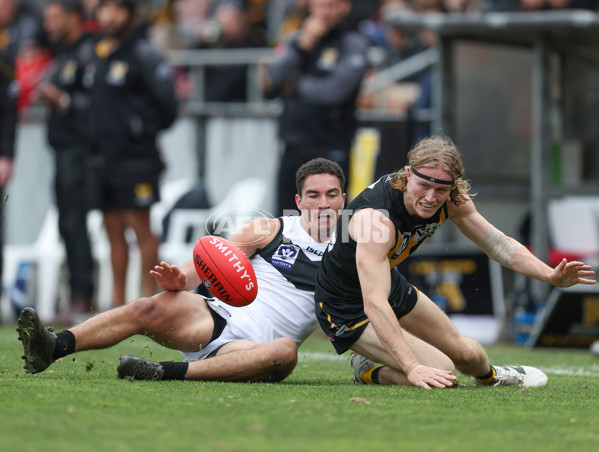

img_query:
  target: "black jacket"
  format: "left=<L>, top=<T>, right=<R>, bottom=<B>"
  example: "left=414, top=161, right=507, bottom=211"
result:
left=86, top=32, right=177, bottom=163
left=45, top=33, right=96, bottom=149
left=266, top=25, right=368, bottom=151
left=0, top=9, right=39, bottom=158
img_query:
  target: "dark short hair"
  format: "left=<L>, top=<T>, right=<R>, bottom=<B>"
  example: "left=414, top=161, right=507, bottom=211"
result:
left=49, top=0, right=84, bottom=15
left=295, top=158, right=345, bottom=196
left=99, top=0, right=135, bottom=14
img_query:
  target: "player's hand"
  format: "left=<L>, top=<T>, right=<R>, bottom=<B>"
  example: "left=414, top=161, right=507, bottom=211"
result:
left=150, top=262, right=187, bottom=291
left=550, top=258, right=596, bottom=287
left=407, top=365, right=457, bottom=389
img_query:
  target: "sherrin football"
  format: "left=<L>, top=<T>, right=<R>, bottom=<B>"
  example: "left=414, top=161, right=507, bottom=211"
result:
left=193, top=235, right=257, bottom=307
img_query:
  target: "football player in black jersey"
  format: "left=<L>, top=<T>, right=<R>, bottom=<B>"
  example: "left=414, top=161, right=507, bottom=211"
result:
left=316, top=136, right=595, bottom=389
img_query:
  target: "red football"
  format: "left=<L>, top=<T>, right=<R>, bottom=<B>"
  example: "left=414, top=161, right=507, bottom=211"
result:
left=193, top=235, right=258, bottom=307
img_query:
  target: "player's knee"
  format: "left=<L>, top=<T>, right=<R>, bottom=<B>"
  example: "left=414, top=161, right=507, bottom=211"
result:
left=126, top=296, right=163, bottom=326
left=273, top=337, right=298, bottom=364
left=265, top=338, right=296, bottom=364
left=451, top=339, right=481, bottom=367
left=264, top=338, right=298, bottom=381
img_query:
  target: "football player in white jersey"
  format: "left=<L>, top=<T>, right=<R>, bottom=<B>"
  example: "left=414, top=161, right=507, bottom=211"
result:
left=17, top=158, right=351, bottom=382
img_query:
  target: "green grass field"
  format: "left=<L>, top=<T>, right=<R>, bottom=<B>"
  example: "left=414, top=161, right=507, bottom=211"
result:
left=1, top=325, right=598, bottom=452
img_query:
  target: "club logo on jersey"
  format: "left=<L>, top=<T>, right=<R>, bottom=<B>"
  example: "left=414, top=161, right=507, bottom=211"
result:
left=391, top=232, right=412, bottom=260
left=60, top=60, right=77, bottom=84
left=107, top=61, right=129, bottom=86
left=271, top=244, right=300, bottom=270
left=390, top=221, right=444, bottom=261
left=134, top=183, right=155, bottom=206
left=317, top=48, right=338, bottom=71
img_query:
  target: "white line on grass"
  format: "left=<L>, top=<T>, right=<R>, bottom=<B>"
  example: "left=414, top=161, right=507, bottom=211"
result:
left=540, top=366, right=599, bottom=377
left=299, top=352, right=345, bottom=362
left=299, top=353, right=599, bottom=377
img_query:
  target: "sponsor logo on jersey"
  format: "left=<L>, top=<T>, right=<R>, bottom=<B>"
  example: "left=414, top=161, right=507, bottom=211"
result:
left=305, top=245, right=324, bottom=257
left=271, top=244, right=300, bottom=270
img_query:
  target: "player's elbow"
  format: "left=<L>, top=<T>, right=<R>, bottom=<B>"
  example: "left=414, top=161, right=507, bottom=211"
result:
left=363, top=297, right=383, bottom=320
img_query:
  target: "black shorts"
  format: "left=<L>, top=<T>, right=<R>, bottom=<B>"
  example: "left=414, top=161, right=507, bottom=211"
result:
left=91, top=159, right=164, bottom=211
left=315, top=272, right=419, bottom=355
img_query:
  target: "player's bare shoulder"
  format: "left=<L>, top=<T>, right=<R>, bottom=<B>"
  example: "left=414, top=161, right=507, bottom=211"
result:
left=349, top=208, right=395, bottom=246
left=447, top=195, right=476, bottom=220
left=253, top=217, right=282, bottom=244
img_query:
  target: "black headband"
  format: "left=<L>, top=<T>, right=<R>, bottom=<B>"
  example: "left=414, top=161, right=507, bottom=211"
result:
left=411, top=167, right=453, bottom=186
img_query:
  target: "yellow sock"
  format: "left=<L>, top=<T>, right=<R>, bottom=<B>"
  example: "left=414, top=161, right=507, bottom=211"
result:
left=360, top=365, right=383, bottom=384
left=477, top=366, right=497, bottom=385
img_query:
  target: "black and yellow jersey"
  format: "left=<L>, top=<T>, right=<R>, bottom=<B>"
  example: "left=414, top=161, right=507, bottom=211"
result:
left=316, top=173, right=448, bottom=305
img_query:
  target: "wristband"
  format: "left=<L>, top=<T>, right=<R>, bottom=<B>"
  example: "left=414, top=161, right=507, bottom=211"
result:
left=404, top=361, right=421, bottom=376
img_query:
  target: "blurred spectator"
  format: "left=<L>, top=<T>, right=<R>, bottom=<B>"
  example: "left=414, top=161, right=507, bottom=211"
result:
left=518, top=0, right=598, bottom=10
left=0, top=0, right=40, bottom=305
left=263, top=0, right=368, bottom=215
left=147, top=0, right=179, bottom=51
left=279, top=0, right=381, bottom=42
left=358, top=1, right=434, bottom=113
left=15, top=39, right=53, bottom=110
left=82, top=0, right=101, bottom=33
left=1, top=2, right=53, bottom=113
left=37, top=0, right=96, bottom=324
left=170, top=0, right=258, bottom=102
left=277, top=0, right=309, bottom=41
left=246, top=0, right=268, bottom=46
left=443, top=0, right=480, bottom=11
left=346, top=0, right=382, bottom=30
left=86, top=0, right=178, bottom=307
left=482, top=0, right=598, bottom=10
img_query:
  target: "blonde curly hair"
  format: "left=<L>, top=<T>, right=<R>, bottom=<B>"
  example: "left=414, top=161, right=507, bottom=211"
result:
left=391, top=136, right=475, bottom=206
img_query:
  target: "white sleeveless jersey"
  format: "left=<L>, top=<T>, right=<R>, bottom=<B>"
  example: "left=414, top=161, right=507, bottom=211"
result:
left=180, top=215, right=329, bottom=361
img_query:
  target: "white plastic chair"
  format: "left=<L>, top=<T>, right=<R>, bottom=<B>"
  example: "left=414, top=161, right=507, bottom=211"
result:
left=3, top=207, right=64, bottom=322
left=3, top=207, right=110, bottom=322
left=547, top=196, right=599, bottom=268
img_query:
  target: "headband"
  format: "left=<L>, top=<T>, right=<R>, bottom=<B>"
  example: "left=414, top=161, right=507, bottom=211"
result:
left=411, top=167, right=453, bottom=186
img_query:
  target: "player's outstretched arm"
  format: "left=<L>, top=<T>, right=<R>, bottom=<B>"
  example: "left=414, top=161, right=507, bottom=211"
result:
left=449, top=200, right=596, bottom=287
